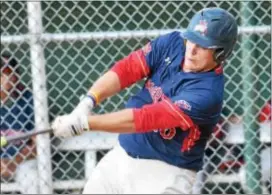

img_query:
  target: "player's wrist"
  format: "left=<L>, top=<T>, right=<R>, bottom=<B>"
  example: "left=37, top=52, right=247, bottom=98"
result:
left=72, top=94, right=95, bottom=116
left=80, top=95, right=95, bottom=110
left=86, top=91, right=100, bottom=106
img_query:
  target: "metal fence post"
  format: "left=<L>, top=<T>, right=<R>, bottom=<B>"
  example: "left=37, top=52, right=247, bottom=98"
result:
left=241, top=1, right=262, bottom=194
left=27, top=1, right=53, bottom=194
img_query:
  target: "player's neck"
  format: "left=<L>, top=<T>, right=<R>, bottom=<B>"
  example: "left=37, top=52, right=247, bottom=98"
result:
left=183, top=61, right=218, bottom=73
left=201, top=63, right=219, bottom=72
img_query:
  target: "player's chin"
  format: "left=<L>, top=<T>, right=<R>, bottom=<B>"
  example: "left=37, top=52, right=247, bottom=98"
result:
left=184, top=59, right=198, bottom=70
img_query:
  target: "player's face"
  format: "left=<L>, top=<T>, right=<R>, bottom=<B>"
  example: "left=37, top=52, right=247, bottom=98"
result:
left=184, top=40, right=217, bottom=72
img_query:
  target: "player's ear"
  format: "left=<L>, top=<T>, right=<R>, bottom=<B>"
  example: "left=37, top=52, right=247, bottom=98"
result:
left=213, top=48, right=225, bottom=64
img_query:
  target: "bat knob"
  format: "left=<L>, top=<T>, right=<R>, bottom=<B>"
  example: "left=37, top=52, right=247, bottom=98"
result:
left=0, top=137, right=7, bottom=147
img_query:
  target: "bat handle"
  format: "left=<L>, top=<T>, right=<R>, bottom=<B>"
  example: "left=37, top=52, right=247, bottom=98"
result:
left=6, top=128, right=53, bottom=142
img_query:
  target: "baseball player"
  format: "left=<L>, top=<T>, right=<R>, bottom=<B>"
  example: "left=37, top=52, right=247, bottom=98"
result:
left=52, top=7, right=238, bottom=194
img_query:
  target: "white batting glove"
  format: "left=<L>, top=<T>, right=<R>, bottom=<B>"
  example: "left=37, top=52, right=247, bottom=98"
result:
left=52, top=113, right=89, bottom=138
left=72, top=95, right=95, bottom=116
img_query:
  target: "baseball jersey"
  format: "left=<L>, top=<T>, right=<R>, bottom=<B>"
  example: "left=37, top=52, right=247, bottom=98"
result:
left=118, top=31, right=224, bottom=171
left=0, top=90, right=34, bottom=159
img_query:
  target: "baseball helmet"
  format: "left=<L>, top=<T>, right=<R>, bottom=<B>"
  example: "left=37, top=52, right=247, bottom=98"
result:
left=182, top=7, right=238, bottom=63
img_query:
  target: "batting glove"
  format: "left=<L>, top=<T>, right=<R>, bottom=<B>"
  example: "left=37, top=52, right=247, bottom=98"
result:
left=72, top=95, right=96, bottom=116
left=52, top=113, right=89, bottom=138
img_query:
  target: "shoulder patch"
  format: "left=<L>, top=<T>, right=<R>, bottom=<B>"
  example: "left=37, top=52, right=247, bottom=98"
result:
left=174, top=100, right=192, bottom=111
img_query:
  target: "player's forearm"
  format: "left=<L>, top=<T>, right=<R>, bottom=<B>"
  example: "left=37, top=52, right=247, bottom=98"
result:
left=87, top=100, right=195, bottom=134
left=87, top=71, right=121, bottom=103
left=88, top=109, right=136, bottom=133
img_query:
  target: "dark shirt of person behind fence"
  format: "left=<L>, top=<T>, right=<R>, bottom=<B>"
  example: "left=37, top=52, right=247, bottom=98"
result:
left=0, top=53, right=36, bottom=179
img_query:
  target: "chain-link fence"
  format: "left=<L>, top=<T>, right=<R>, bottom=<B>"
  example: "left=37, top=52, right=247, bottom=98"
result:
left=1, top=1, right=271, bottom=194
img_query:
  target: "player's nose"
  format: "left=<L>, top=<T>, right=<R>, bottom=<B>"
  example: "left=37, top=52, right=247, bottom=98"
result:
left=188, top=42, right=198, bottom=56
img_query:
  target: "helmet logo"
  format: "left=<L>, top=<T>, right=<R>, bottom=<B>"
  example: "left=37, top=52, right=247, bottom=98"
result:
left=194, top=20, right=208, bottom=35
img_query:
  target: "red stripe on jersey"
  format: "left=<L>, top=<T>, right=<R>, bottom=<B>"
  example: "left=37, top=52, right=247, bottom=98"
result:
left=110, top=49, right=150, bottom=89
left=181, top=125, right=201, bottom=152
left=133, top=99, right=201, bottom=152
left=163, top=100, right=201, bottom=152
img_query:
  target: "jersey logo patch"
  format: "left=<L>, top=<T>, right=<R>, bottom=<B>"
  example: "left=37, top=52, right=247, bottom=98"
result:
left=159, top=128, right=176, bottom=140
left=145, top=80, right=167, bottom=102
left=174, top=100, right=192, bottom=111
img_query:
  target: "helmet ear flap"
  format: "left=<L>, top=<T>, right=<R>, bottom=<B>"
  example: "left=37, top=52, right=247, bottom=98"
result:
left=214, top=48, right=225, bottom=64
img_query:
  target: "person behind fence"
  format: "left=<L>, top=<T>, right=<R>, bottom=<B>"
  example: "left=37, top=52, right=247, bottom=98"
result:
left=239, top=100, right=271, bottom=193
left=0, top=53, right=36, bottom=179
left=52, top=7, right=238, bottom=194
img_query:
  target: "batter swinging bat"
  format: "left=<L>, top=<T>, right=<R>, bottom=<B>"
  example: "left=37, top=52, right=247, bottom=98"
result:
left=0, top=128, right=53, bottom=147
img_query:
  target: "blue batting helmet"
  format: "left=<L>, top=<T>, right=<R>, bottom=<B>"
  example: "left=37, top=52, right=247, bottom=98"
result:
left=182, top=7, right=238, bottom=63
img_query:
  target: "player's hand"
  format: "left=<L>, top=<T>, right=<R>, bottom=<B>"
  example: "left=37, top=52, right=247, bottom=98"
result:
left=51, top=113, right=89, bottom=138
left=72, top=95, right=95, bottom=116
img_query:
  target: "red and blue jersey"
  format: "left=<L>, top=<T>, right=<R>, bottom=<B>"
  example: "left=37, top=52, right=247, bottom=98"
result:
left=112, top=31, right=224, bottom=171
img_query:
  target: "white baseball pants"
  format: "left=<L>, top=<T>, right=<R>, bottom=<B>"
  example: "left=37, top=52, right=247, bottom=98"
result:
left=82, top=143, right=197, bottom=194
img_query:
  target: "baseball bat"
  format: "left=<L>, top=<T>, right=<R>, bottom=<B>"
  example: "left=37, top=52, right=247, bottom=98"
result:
left=0, top=128, right=53, bottom=147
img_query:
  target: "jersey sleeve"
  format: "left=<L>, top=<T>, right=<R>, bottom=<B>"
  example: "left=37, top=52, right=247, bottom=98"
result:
left=110, top=32, right=176, bottom=89
left=143, top=33, right=173, bottom=72
left=171, top=90, right=223, bottom=125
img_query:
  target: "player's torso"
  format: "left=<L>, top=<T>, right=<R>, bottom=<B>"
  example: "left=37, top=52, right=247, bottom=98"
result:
left=119, top=32, right=224, bottom=171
